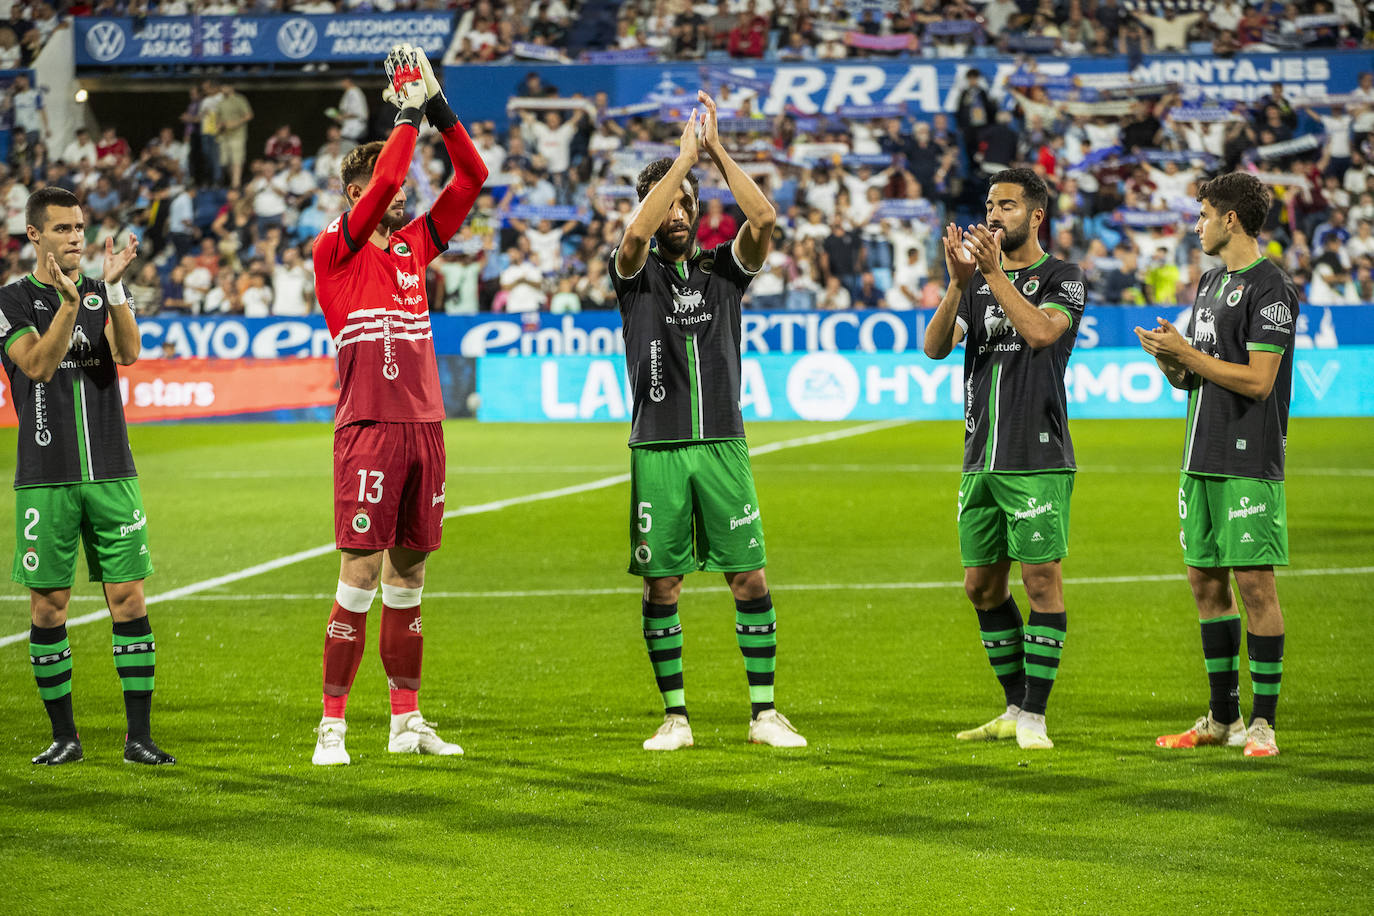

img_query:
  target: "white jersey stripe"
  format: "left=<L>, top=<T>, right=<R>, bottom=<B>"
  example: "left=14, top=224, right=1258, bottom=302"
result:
left=336, top=330, right=435, bottom=349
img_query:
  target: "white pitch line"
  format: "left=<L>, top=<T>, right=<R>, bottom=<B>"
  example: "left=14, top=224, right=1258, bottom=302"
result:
left=0, top=420, right=906, bottom=649
left=5, top=565, right=1370, bottom=604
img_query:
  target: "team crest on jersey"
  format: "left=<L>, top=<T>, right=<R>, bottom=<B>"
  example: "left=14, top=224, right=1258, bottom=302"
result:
left=82, top=294, right=103, bottom=311
left=351, top=510, right=371, bottom=534
left=1022, top=278, right=1040, bottom=296
left=699, top=257, right=714, bottom=274
left=634, top=542, right=652, bottom=564
left=22, top=549, right=38, bottom=572
left=1226, top=287, right=1243, bottom=307
left=393, top=241, right=411, bottom=257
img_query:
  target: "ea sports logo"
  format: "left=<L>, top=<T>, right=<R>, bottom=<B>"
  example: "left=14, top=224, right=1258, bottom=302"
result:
left=22, top=550, right=38, bottom=572
left=276, top=18, right=318, bottom=59
left=352, top=510, right=371, bottom=534
left=85, top=21, right=126, bottom=62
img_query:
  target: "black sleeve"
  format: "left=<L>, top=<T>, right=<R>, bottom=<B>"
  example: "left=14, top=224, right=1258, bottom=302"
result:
left=1245, top=272, right=1300, bottom=354
left=1041, top=261, right=1086, bottom=329
left=711, top=239, right=758, bottom=294
left=0, top=285, right=37, bottom=355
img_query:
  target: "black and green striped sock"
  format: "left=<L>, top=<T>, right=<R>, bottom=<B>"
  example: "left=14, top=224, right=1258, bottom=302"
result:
left=1022, top=611, right=1066, bottom=715
left=975, top=596, right=1025, bottom=709
left=112, top=616, right=156, bottom=739
left=735, top=593, right=776, bottom=718
left=1248, top=632, right=1284, bottom=727
left=1201, top=614, right=1242, bottom=723
left=642, top=601, right=686, bottom=718
left=30, top=623, right=76, bottom=739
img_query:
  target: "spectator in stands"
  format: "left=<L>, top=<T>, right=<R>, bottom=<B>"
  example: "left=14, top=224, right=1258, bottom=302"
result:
left=499, top=245, right=545, bottom=312
left=61, top=127, right=96, bottom=168
left=85, top=174, right=120, bottom=221
left=727, top=14, right=768, bottom=58
left=954, top=69, right=994, bottom=161
left=816, top=273, right=852, bottom=310
left=167, top=183, right=197, bottom=260
left=95, top=125, right=130, bottom=168
left=127, top=261, right=163, bottom=317
left=330, top=77, right=369, bottom=143
left=549, top=276, right=581, bottom=314
left=1133, top=4, right=1204, bottom=52
left=10, top=75, right=45, bottom=151
left=215, top=83, right=254, bottom=190
left=182, top=255, right=215, bottom=313
left=265, top=124, right=303, bottom=163
left=1098, top=244, right=1145, bottom=305
left=696, top=197, right=738, bottom=251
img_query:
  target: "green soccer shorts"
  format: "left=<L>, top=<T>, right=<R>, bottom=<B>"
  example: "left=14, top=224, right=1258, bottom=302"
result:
left=628, top=440, right=767, bottom=577
left=957, top=471, right=1074, bottom=568
left=1178, top=472, right=1288, bottom=568
left=13, top=478, right=154, bottom=589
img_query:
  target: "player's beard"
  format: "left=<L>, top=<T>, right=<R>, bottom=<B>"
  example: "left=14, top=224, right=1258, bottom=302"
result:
left=655, top=217, right=700, bottom=260
left=993, top=216, right=1032, bottom=253
left=380, top=204, right=407, bottom=232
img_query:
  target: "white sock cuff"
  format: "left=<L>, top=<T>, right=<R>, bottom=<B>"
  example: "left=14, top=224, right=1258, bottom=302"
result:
left=335, top=581, right=377, bottom=614
left=381, top=583, right=423, bottom=609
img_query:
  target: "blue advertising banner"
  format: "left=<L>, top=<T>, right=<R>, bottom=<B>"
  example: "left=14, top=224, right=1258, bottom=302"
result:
left=136, top=305, right=1374, bottom=359
left=476, top=347, right=1374, bottom=423
left=75, top=13, right=452, bottom=66
left=451, top=50, right=1374, bottom=128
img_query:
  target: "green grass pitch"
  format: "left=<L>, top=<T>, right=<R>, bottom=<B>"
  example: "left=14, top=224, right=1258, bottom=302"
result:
left=0, top=417, right=1370, bottom=913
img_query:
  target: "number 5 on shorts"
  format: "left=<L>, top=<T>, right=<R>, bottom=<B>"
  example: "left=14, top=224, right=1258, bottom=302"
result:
left=638, top=501, right=652, bottom=532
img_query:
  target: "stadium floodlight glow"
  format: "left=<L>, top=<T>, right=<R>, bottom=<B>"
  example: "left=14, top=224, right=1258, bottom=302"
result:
left=74, top=88, right=88, bottom=103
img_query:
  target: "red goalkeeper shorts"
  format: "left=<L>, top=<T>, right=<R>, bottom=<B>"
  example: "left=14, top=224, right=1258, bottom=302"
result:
left=333, top=421, right=446, bottom=553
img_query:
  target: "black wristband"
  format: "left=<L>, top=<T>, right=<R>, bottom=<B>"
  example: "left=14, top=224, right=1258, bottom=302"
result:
left=393, top=106, right=424, bottom=130
left=426, top=93, right=459, bottom=132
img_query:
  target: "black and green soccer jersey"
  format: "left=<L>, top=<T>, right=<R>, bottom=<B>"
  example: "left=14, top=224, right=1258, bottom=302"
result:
left=0, top=274, right=137, bottom=487
left=955, top=253, right=1086, bottom=473
left=611, top=239, right=757, bottom=446
left=1181, top=257, right=1300, bottom=481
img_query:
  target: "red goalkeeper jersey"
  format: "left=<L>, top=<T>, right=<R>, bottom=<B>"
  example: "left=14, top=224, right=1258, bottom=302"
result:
left=314, top=118, right=488, bottom=428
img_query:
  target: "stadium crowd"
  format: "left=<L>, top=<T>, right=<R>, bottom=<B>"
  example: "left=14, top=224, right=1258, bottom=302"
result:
left=4, top=0, right=1374, bottom=315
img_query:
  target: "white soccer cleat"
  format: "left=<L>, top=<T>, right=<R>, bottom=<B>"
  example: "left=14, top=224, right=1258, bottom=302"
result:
left=313, top=717, right=350, bottom=766
left=1016, top=711, right=1054, bottom=750
left=1243, top=718, right=1279, bottom=757
left=748, top=709, right=807, bottom=748
left=643, top=713, right=694, bottom=751
left=1156, top=713, right=1247, bottom=749
left=388, top=712, right=464, bottom=756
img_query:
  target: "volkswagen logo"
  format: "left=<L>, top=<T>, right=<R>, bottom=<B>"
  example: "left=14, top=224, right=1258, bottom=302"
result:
left=276, top=18, right=318, bottom=59
left=85, top=21, right=126, bottom=62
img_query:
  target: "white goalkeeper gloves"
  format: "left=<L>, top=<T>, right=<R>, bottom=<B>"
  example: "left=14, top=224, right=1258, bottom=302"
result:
left=383, top=43, right=430, bottom=124
left=383, top=42, right=459, bottom=131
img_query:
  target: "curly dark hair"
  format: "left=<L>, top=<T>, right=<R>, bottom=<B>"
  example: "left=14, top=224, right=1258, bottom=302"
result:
left=1197, top=172, right=1270, bottom=237
left=340, top=140, right=386, bottom=192
left=635, top=157, right=698, bottom=205
left=987, top=167, right=1049, bottom=214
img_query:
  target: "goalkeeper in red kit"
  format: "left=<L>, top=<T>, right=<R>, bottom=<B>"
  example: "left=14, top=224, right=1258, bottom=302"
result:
left=311, top=44, right=488, bottom=765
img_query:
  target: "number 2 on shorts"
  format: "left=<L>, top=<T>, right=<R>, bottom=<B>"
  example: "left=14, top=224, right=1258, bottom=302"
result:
left=23, top=507, right=39, bottom=540
left=357, top=470, right=385, bottom=504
